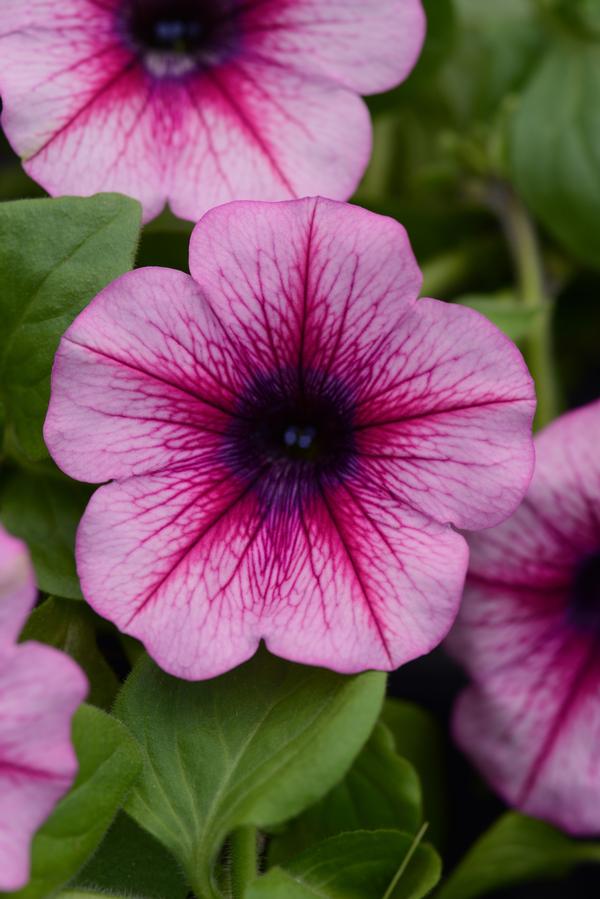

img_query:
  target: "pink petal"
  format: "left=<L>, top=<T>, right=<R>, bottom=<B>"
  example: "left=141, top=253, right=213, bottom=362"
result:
left=0, top=641, right=87, bottom=891
left=164, top=62, right=371, bottom=221
left=0, top=527, right=36, bottom=647
left=0, top=0, right=418, bottom=221
left=354, top=299, right=536, bottom=530
left=450, top=400, right=600, bottom=834
left=189, top=197, right=422, bottom=382
left=453, top=607, right=600, bottom=834
left=238, top=0, right=426, bottom=94
left=75, top=466, right=467, bottom=680
left=0, top=2, right=166, bottom=221
left=45, top=268, right=239, bottom=484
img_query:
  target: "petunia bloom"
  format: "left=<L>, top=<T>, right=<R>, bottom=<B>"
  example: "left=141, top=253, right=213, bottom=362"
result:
left=0, top=0, right=425, bottom=222
left=44, top=197, right=535, bottom=680
left=0, top=526, right=87, bottom=891
left=449, top=400, right=600, bottom=835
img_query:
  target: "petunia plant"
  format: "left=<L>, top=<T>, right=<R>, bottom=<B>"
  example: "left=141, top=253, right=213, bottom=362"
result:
left=1, top=1, right=600, bottom=898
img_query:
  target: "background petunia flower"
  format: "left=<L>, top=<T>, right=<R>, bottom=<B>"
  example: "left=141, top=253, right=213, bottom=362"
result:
left=0, top=0, right=425, bottom=222
left=44, top=197, right=535, bottom=680
left=449, top=399, right=600, bottom=835
left=0, top=525, right=87, bottom=892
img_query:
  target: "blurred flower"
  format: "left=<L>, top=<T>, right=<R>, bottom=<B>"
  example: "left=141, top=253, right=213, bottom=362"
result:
left=45, top=197, right=535, bottom=680
left=450, top=399, right=600, bottom=835
left=0, top=0, right=425, bottom=222
left=0, top=526, right=87, bottom=891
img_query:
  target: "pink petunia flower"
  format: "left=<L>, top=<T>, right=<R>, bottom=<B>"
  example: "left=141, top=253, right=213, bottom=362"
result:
left=44, top=197, right=535, bottom=680
left=0, top=0, right=425, bottom=222
left=0, top=526, right=87, bottom=891
left=449, top=399, right=600, bottom=835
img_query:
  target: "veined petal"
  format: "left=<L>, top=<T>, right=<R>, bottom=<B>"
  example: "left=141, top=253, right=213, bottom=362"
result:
left=354, top=299, right=536, bottom=531
left=189, top=197, right=422, bottom=382
left=239, top=0, right=426, bottom=94
left=165, top=63, right=371, bottom=221
left=75, top=463, right=467, bottom=680
left=44, top=268, right=242, bottom=484
left=0, top=641, right=87, bottom=891
left=450, top=400, right=600, bottom=834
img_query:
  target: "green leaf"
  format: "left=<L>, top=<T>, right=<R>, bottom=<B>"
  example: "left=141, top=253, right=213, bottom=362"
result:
left=20, top=597, right=119, bottom=709
left=248, top=831, right=441, bottom=899
left=444, top=0, right=544, bottom=123
left=382, top=700, right=448, bottom=850
left=73, top=813, right=188, bottom=899
left=0, top=462, right=92, bottom=599
left=4, top=705, right=142, bottom=899
left=435, top=812, right=600, bottom=899
left=455, top=291, right=543, bottom=341
left=0, top=194, right=141, bottom=460
left=114, top=650, right=385, bottom=898
left=269, top=723, right=421, bottom=866
left=510, top=41, right=600, bottom=268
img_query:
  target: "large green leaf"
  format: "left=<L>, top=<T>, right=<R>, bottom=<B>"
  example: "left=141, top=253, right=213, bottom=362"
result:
left=248, top=831, right=441, bottom=899
left=442, top=0, right=544, bottom=125
left=115, top=651, right=385, bottom=898
left=73, top=813, right=188, bottom=899
left=0, top=194, right=141, bottom=459
left=20, top=597, right=118, bottom=709
left=382, top=700, right=448, bottom=850
left=435, top=812, right=600, bottom=899
left=0, top=462, right=91, bottom=599
left=510, top=40, right=600, bottom=268
left=5, top=705, right=141, bottom=899
left=269, top=723, right=420, bottom=866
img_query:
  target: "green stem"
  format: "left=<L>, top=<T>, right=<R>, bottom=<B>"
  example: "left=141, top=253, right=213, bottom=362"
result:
left=229, top=826, right=258, bottom=899
left=498, top=187, right=560, bottom=429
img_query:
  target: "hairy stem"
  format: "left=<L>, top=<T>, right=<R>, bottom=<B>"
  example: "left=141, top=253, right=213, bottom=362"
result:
left=229, top=826, right=258, bottom=899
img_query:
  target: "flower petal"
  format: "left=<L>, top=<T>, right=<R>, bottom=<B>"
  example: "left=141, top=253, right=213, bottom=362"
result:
left=450, top=400, right=600, bottom=834
left=44, top=268, right=242, bottom=484
left=353, top=299, right=536, bottom=530
left=75, top=466, right=467, bottom=680
left=189, top=197, right=422, bottom=382
left=452, top=583, right=600, bottom=834
left=0, top=641, right=87, bottom=891
left=0, top=2, right=166, bottom=221
left=240, top=0, right=426, bottom=94
left=0, top=527, right=36, bottom=647
left=165, top=63, right=371, bottom=221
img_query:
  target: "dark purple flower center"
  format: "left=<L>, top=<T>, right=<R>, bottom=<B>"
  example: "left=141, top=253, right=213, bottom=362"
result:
left=225, top=371, right=356, bottom=503
left=568, top=552, right=600, bottom=632
left=120, top=0, right=239, bottom=74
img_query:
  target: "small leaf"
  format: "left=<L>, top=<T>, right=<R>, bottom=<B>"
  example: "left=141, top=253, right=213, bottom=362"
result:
left=248, top=831, right=441, bottom=899
left=0, top=193, right=141, bottom=460
left=435, top=812, right=600, bottom=899
left=456, top=291, right=542, bottom=341
left=0, top=463, right=92, bottom=599
left=382, top=700, right=448, bottom=849
left=269, top=723, right=421, bottom=865
left=510, top=41, right=600, bottom=268
left=73, top=813, right=188, bottom=899
left=115, top=650, right=385, bottom=898
left=5, top=705, right=142, bottom=899
left=20, top=597, right=119, bottom=709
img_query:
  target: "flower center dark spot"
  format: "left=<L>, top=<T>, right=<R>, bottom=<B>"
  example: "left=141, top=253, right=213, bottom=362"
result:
left=568, top=552, right=600, bottom=632
left=224, top=370, right=356, bottom=504
left=120, top=0, right=239, bottom=75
